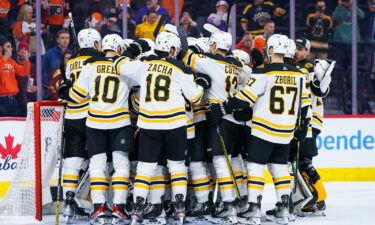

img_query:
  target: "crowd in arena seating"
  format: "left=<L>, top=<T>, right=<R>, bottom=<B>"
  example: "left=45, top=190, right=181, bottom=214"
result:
left=0, top=0, right=374, bottom=116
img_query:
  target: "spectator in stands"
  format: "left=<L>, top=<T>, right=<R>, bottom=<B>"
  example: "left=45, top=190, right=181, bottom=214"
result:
left=0, top=0, right=11, bottom=37
left=42, top=28, right=70, bottom=100
left=48, top=50, right=72, bottom=100
left=236, top=31, right=253, bottom=55
left=42, top=0, right=69, bottom=49
left=207, top=0, right=228, bottom=31
left=86, top=12, right=104, bottom=33
left=361, top=0, right=375, bottom=72
left=306, top=0, right=333, bottom=60
left=12, top=4, right=35, bottom=46
left=135, top=10, right=164, bottom=40
left=332, top=0, right=364, bottom=69
left=162, top=0, right=183, bottom=24
left=180, top=12, right=200, bottom=38
left=16, top=42, right=31, bottom=116
left=252, top=20, right=275, bottom=54
left=190, top=0, right=215, bottom=33
left=0, top=39, right=30, bottom=116
left=241, top=0, right=285, bottom=35
left=135, top=0, right=171, bottom=25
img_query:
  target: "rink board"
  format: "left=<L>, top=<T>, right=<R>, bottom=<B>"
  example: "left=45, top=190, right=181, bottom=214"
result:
left=1, top=116, right=375, bottom=199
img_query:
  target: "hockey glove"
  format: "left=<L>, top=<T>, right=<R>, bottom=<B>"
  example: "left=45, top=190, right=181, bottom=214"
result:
left=293, top=118, right=310, bottom=142
left=195, top=73, right=211, bottom=90
left=233, top=108, right=253, bottom=121
left=126, top=40, right=151, bottom=58
left=314, top=59, right=336, bottom=93
left=251, top=48, right=264, bottom=68
left=206, top=101, right=232, bottom=126
left=58, top=79, right=72, bottom=101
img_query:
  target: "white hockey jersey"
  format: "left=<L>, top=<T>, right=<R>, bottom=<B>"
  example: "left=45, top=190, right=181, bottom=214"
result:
left=183, top=50, right=246, bottom=124
left=68, top=56, right=134, bottom=129
left=64, top=50, right=101, bottom=119
left=235, top=63, right=311, bottom=144
left=116, top=55, right=204, bottom=130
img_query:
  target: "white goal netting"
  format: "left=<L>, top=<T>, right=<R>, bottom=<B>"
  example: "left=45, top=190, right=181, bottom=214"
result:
left=0, top=102, right=64, bottom=220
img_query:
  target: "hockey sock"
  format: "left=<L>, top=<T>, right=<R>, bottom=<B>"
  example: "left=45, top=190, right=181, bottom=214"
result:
left=134, top=161, right=158, bottom=202
left=189, top=161, right=210, bottom=203
left=63, top=157, right=84, bottom=197
left=150, top=165, right=167, bottom=204
left=89, top=153, right=109, bottom=204
left=167, top=160, right=188, bottom=201
left=268, top=163, right=291, bottom=202
left=247, top=162, right=265, bottom=203
left=111, top=151, right=130, bottom=204
left=231, top=156, right=247, bottom=198
left=213, top=155, right=235, bottom=202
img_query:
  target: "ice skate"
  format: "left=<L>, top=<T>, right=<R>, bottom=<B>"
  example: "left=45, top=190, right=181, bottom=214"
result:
left=211, top=201, right=238, bottom=224
left=90, top=203, right=111, bottom=225
left=111, top=204, right=130, bottom=225
left=266, top=196, right=295, bottom=222
left=143, top=203, right=167, bottom=225
left=64, top=191, right=89, bottom=223
left=299, top=200, right=326, bottom=217
left=185, top=201, right=212, bottom=223
left=131, top=196, right=146, bottom=225
left=238, top=196, right=261, bottom=225
left=275, top=195, right=289, bottom=225
left=236, top=197, right=249, bottom=215
left=173, top=194, right=186, bottom=225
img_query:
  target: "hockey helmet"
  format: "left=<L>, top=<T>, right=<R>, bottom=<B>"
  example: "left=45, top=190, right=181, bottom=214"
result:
left=102, top=34, right=124, bottom=54
left=77, top=28, right=102, bottom=49
left=284, top=39, right=296, bottom=59
left=232, top=49, right=250, bottom=65
left=266, top=34, right=289, bottom=56
left=208, top=31, right=232, bottom=52
left=154, top=32, right=181, bottom=58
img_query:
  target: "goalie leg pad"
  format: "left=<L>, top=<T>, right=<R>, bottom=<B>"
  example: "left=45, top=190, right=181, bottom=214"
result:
left=112, top=151, right=130, bottom=204
left=63, top=157, right=84, bottom=197
left=167, top=159, right=188, bottom=201
left=302, top=166, right=327, bottom=203
left=268, top=163, right=291, bottom=202
left=89, top=153, right=109, bottom=204
left=246, top=162, right=265, bottom=203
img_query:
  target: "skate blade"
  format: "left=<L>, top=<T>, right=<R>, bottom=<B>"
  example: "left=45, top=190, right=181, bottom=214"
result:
left=237, top=217, right=261, bottom=225
left=275, top=216, right=288, bottom=225
left=143, top=218, right=167, bottom=225
left=111, top=217, right=131, bottom=225
left=265, top=215, right=274, bottom=221
left=185, top=215, right=212, bottom=223
left=297, top=210, right=326, bottom=217
left=90, top=217, right=112, bottom=225
left=210, top=216, right=238, bottom=224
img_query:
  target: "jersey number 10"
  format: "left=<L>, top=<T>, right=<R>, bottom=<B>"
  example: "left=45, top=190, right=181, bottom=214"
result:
left=92, top=75, right=120, bottom=103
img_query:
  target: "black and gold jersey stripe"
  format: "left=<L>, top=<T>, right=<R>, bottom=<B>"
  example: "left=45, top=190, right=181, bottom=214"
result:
left=251, top=116, right=295, bottom=138
left=138, top=107, right=187, bottom=124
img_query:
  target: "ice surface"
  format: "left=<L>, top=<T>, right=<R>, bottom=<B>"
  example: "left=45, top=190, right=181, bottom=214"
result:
left=2, top=182, right=374, bottom=225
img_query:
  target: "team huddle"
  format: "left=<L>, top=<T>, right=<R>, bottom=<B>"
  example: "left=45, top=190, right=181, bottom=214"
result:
left=58, top=23, right=335, bottom=225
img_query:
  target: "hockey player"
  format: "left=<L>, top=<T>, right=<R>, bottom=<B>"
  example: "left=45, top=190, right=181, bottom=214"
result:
left=208, top=34, right=312, bottom=225
left=58, top=28, right=102, bottom=220
left=60, top=34, right=138, bottom=225
left=182, top=29, right=247, bottom=223
left=294, top=38, right=335, bottom=215
left=114, top=31, right=211, bottom=224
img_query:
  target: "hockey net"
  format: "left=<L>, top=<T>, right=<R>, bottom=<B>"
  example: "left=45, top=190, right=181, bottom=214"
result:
left=0, top=101, right=65, bottom=221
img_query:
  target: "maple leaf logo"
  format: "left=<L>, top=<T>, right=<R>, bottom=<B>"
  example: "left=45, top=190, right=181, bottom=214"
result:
left=0, top=134, right=22, bottom=160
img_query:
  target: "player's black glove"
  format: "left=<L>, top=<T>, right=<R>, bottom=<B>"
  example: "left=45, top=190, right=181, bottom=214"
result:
left=125, top=39, right=151, bottom=58
left=293, top=118, right=310, bottom=142
left=58, top=79, right=72, bottom=101
left=206, top=97, right=251, bottom=125
left=251, top=48, right=264, bottom=69
left=195, top=73, right=211, bottom=90
left=233, top=108, right=253, bottom=121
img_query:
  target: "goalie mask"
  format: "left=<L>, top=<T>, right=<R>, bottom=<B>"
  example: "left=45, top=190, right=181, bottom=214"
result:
left=77, top=28, right=102, bottom=49
left=102, top=34, right=124, bottom=55
left=154, top=32, right=181, bottom=58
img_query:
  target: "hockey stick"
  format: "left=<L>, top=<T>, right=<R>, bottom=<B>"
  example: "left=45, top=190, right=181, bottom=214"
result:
left=55, top=107, right=66, bottom=225
left=216, top=126, right=241, bottom=200
left=153, top=13, right=167, bottom=38
left=177, top=25, right=188, bottom=54
left=293, top=77, right=303, bottom=194
left=68, top=12, right=80, bottom=54
left=225, top=0, right=239, bottom=32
